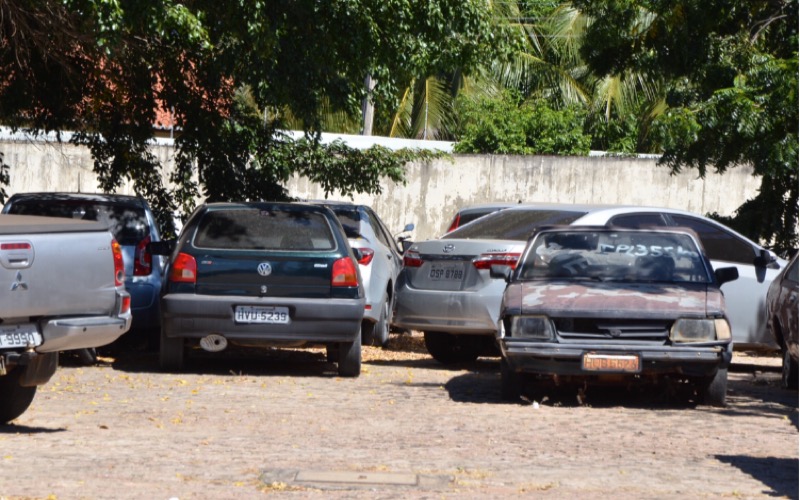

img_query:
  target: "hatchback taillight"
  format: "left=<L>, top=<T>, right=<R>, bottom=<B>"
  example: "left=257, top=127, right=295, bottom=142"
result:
left=355, top=247, right=374, bottom=265
left=403, top=250, right=423, bottom=267
left=332, top=257, right=359, bottom=287
left=111, top=239, right=125, bottom=286
left=134, top=235, right=152, bottom=276
left=169, top=253, right=197, bottom=284
left=472, top=252, right=521, bottom=270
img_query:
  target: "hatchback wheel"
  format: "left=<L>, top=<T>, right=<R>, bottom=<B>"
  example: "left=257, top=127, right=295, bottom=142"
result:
left=338, top=333, right=361, bottom=377
left=160, top=331, right=185, bottom=372
left=700, top=368, right=728, bottom=407
left=0, top=367, right=37, bottom=424
left=423, top=331, right=481, bottom=364
left=781, top=347, right=799, bottom=390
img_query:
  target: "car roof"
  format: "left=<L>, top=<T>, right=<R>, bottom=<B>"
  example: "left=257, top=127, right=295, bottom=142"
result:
left=6, top=192, right=147, bottom=207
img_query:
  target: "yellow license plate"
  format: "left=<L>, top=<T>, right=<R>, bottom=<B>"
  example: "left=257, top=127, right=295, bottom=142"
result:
left=582, top=353, right=640, bottom=373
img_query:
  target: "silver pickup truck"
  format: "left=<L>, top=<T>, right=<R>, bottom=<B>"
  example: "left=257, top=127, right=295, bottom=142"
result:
left=0, top=214, right=132, bottom=424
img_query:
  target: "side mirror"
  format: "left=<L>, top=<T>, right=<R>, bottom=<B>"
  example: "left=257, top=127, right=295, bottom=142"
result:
left=402, top=223, right=415, bottom=233
left=754, top=248, right=776, bottom=268
left=715, top=266, right=739, bottom=286
left=149, top=240, right=176, bottom=256
left=490, top=264, right=513, bottom=282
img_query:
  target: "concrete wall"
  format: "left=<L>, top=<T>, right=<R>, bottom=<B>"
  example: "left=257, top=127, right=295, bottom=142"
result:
left=0, top=138, right=760, bottom=242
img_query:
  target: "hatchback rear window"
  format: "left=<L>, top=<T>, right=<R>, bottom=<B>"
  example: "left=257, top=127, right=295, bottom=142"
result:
left=6, top=199, right=148, bottom=245
left=194, top=209, right=336, bottom=251
left=444, top=209, right=586, bottom=241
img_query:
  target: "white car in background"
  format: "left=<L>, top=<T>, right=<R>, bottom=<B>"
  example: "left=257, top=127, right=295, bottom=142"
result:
left=394, top=203, right=784, bottom=364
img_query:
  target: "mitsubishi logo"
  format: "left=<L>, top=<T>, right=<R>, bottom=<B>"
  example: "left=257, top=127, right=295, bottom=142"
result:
left=443, top=244, right=455, bottom=253
left=257, top=262, right=272, bottom=276
left=10, top=271, right=28, bottom=291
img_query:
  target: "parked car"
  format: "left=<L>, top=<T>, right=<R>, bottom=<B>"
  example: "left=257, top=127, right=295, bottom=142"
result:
left=393, top=203, right=784, bottom=365
left=2, top=192, right=165, bottom=351
left=766, top=252, right=799, bottom=389
left=444, top=203, right=517, bottom=234
left=312, top=201, right=411, bottom=347
left=492, top=225, right=738, bottom=406
left=153, top=202, right=366, bottom=376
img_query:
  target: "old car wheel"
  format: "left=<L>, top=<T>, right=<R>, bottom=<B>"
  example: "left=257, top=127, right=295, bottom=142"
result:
left=423, top=332, right=480, bottom=364
left=0, top=367, right=38, bottom=424
left=159, top=332, right=185, bottom=372
left=701, top=368, right=728, bottom=407
left=338, top=333, right=361, bottom=377
left=500, top=357, right=522, bottom=402
left=781, top=347, right=799, bottom=390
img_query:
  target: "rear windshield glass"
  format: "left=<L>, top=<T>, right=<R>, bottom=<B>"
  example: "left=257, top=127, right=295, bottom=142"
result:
left=330, top=210, right=362, bottom=239
left=194, top=209, right=336, bottom=251
left=444, top=209, right=586, bottom=241
left=6, top=199, right=147, bottom=245
left=518, top=230, right=711, bottom=283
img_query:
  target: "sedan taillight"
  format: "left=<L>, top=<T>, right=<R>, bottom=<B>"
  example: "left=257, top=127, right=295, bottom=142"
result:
left=472, top=252, right=521, bottom=270
left=111, top=239, right=125, bottom=286
left=355, top=247, right=375, bottom=265
left=446, top=215, right=461, bottom=233
left=403, top=250, right=423, bottom=267
left=332, top=257, right=359, bottom=287
left=133, top=235, right=152, bottom=276
left=169, top=253, right=197, bottom=284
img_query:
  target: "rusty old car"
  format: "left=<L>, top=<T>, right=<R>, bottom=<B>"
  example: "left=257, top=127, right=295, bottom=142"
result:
left=493, top=226, right=739, bottom=407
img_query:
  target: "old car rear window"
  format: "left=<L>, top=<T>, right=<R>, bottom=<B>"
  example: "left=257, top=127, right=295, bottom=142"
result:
left=518, top=229, right=712, bottom=283
left=6, top=199, right=148, bottom=245
left=194, top=209, right=336, bottom=251
left=444, top=209, right=586, bottom=241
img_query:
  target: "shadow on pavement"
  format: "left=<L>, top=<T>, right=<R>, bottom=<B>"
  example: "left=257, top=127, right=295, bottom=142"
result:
left=715, top=455, right=799, bottom=499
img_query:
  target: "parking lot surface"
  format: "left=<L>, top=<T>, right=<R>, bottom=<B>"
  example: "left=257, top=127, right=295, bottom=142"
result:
left=1, top=334, right=797, bottom=499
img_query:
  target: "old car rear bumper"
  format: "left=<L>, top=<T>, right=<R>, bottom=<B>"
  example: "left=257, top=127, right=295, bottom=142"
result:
left=500, top=340, right=732, bottom=377
left=161, top=294, right=365, bottom=343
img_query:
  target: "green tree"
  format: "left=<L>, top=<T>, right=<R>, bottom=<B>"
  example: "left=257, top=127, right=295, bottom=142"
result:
left=0, top=0, right=498, bottom=232
left=572, top=0, right=799, bottom=252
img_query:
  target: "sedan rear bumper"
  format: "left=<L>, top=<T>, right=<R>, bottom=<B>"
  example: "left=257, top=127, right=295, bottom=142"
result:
left=161, top=294, right=365, bottom=343
left=393, top=282, right=503, bottom=335
left=501, top=340, right=732, bottom=378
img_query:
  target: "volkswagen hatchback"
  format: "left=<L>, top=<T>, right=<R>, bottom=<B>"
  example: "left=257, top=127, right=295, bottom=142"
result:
left=156, top=202, right=366, bottom=376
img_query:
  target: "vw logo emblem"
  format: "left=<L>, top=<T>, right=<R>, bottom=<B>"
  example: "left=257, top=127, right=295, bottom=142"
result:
left=443, top=244, right=455, bottom=253
left=257, top=262, right=272, bottom=276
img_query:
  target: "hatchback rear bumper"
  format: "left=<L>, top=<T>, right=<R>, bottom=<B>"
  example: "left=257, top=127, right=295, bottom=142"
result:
left=161, top=294, right=365, bottom=343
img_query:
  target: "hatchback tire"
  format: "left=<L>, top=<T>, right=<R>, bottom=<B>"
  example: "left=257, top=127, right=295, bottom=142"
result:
left=423, top=331, right=481, bottom=364
left=781, top=347, right=798, bottom=390
left=338, top=333, right=361, bottom=377
left=0, top=367, right=37, bottom=424
left=700, top=368, right=728, bottom=407
left=160, top=332, right=185, bottom=372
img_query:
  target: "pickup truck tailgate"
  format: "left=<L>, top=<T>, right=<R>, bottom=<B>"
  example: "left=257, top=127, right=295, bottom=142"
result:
left=0, top=215, right=118, bottom=318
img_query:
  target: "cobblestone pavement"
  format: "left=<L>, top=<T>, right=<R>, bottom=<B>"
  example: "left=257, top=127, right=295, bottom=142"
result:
left=0, top=334, right=797, bottom=499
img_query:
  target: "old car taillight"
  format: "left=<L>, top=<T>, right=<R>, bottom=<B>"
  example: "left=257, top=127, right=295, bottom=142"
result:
left=355, top=247, right=375, bottom=265
left=332, top=256, right=359, bottom=287
left=403, top=249, right=423, bottom=267
left=112, top=239, right=125, bottom=286
left=472, top=252, right=521, bottom=270
left=169, top=252, right=197, bottom=284
left=134, top=235, right=152, bottom=276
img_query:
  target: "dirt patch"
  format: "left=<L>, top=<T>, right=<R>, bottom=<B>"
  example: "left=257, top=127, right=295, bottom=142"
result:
left=0, top=332, right=797, bottom=499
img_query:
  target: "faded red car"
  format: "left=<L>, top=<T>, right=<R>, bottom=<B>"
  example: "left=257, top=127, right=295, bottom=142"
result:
left=766, top=252, right=798, bottom=389
left=494, top=226, right=739, bottom=407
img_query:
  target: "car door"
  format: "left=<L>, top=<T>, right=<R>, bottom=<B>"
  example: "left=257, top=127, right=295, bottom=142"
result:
left=667, top=214, right=783, bottom=349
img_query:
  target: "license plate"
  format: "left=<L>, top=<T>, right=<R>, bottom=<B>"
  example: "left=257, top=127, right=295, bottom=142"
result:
left=234, top=306, right=291, bottom=324
left=0, top=324, right=42, bottom=348
left=429, top=263, right=464, bottom=281
left=582, top=353, right=640, bottom=373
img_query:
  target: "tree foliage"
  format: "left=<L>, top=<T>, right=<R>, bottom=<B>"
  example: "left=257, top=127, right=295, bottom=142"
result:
left=572, top=0, right=799, bottom=252
left=0, top=0, right=498, bottom=233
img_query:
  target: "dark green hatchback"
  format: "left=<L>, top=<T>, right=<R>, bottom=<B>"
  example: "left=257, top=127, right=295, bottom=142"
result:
left=158, top=202, right=366, bottom=376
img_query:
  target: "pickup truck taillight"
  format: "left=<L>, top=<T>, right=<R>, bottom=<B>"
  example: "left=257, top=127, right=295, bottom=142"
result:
left=134, top=235, right=152, bottom=276
left=169, top=252, right=197, bottom=283
left=112, top=239, right=125, bottom=286
left=332, top=257, right=359, bottom=287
